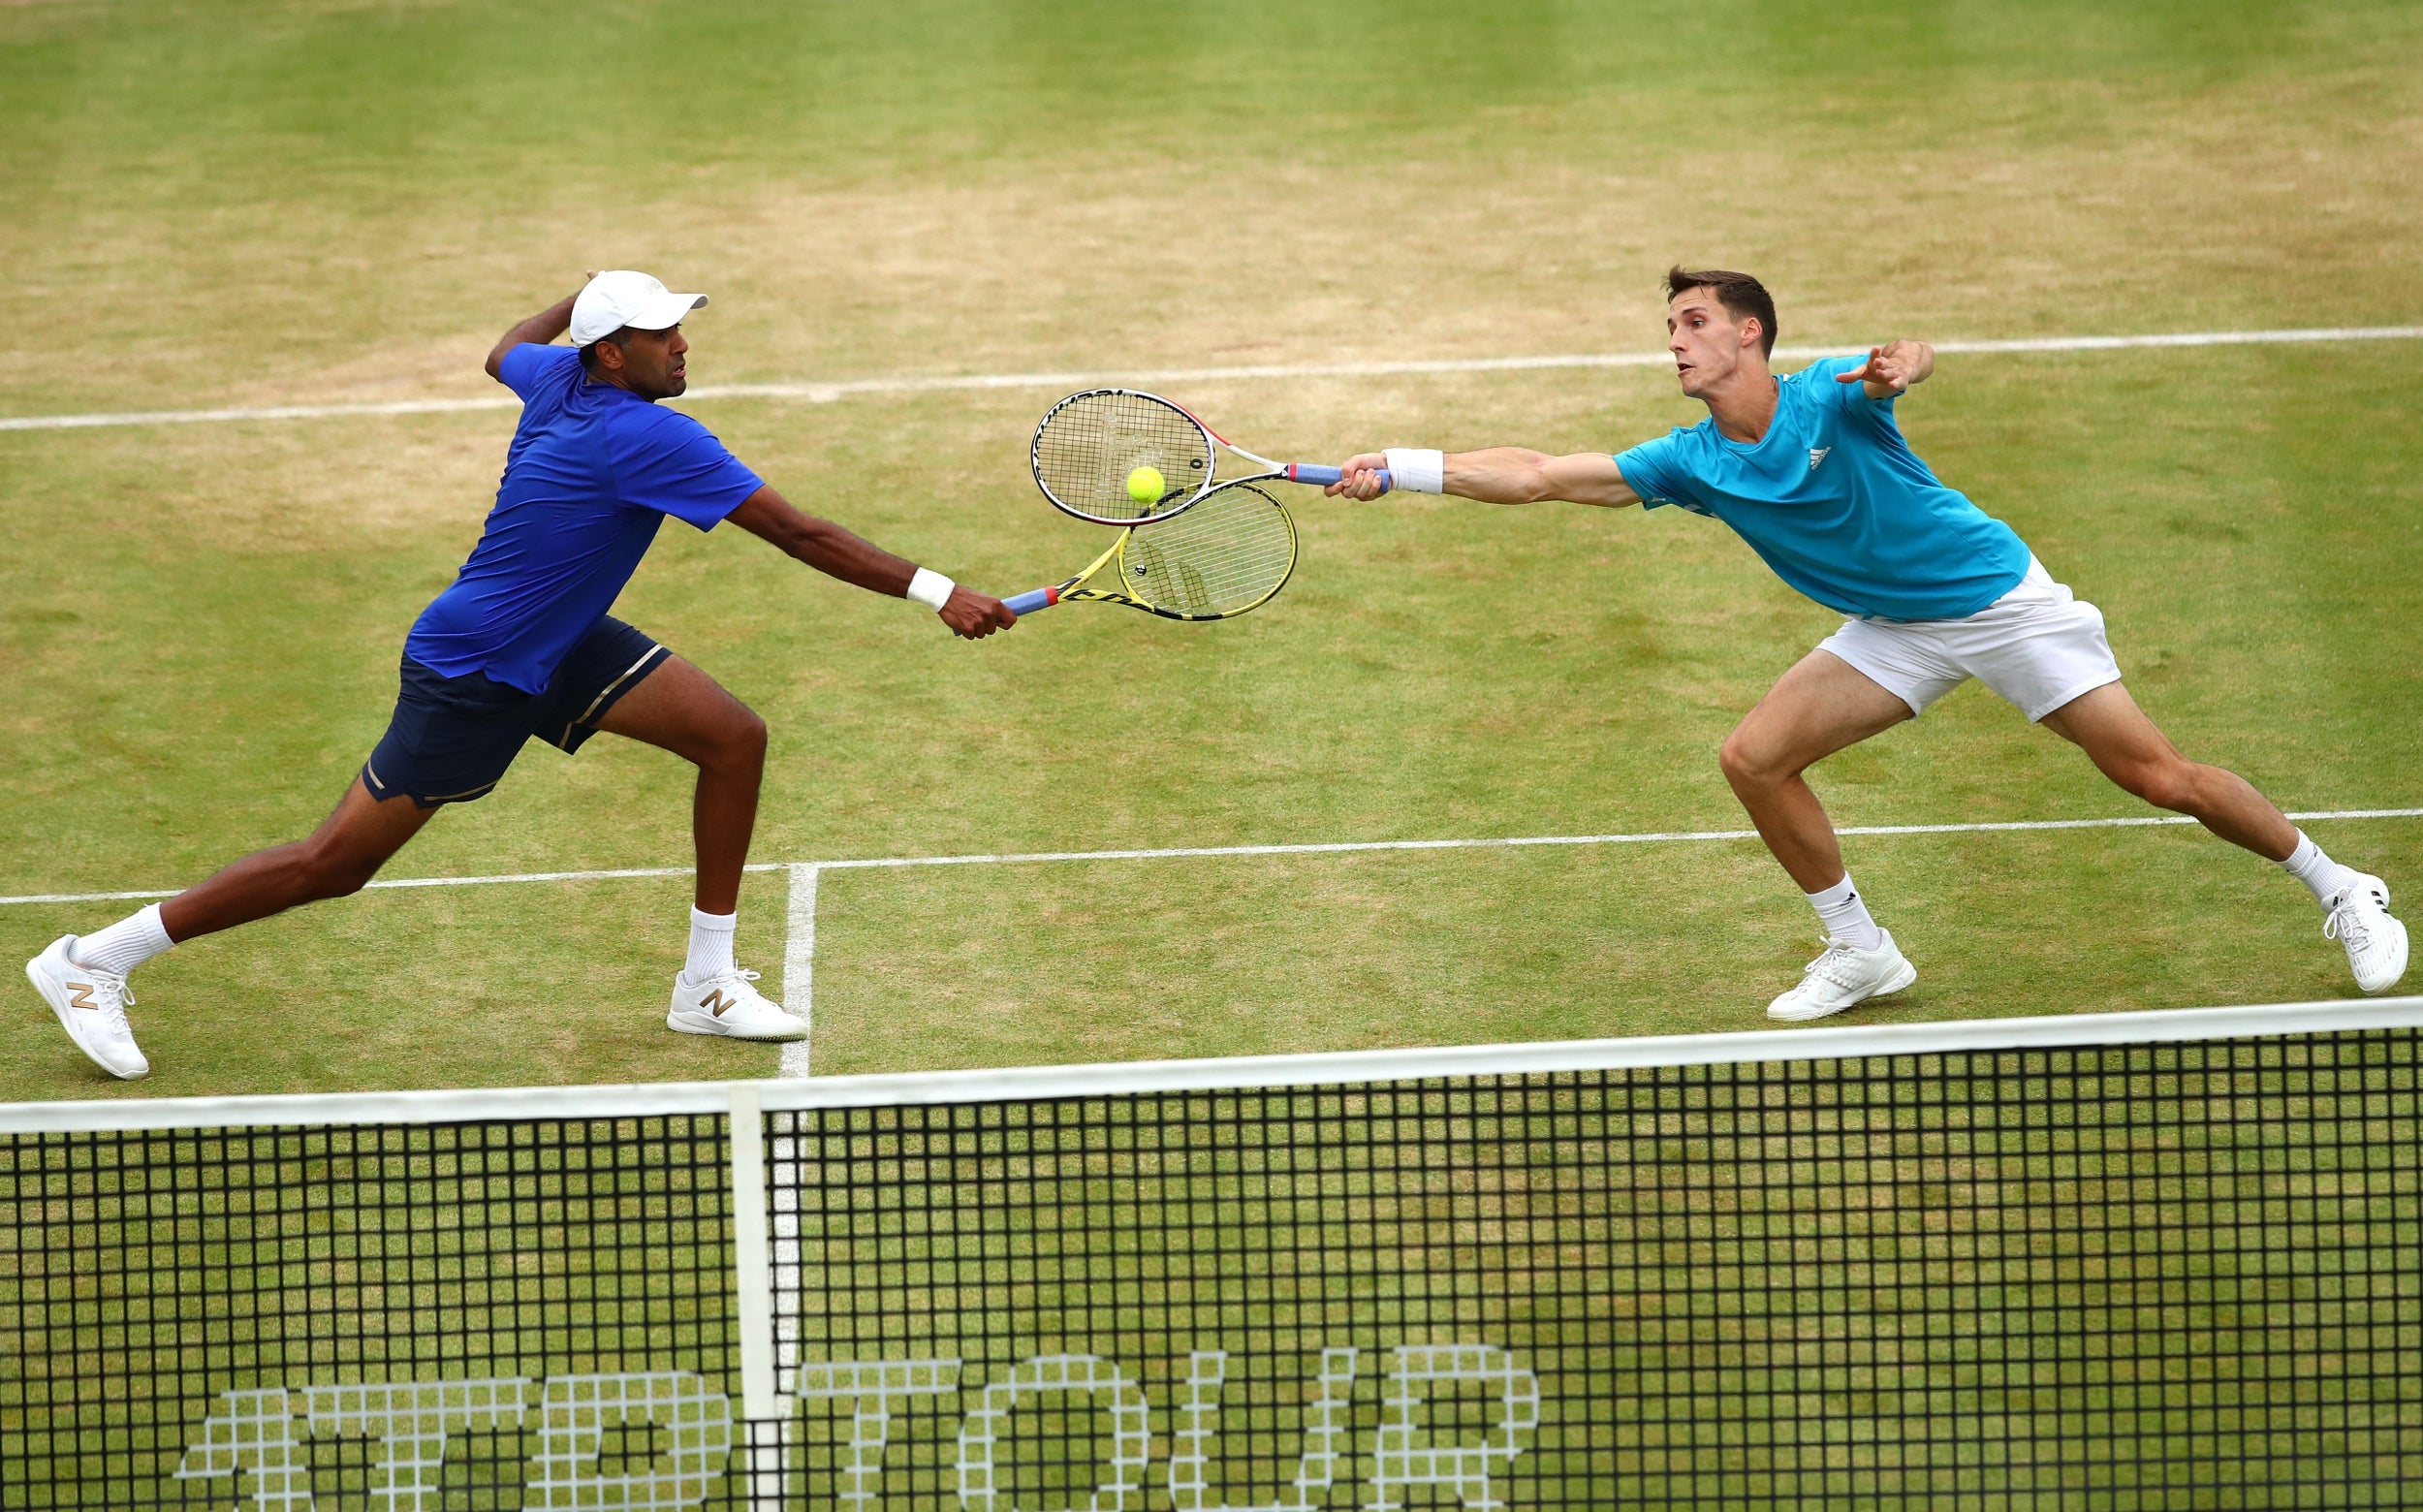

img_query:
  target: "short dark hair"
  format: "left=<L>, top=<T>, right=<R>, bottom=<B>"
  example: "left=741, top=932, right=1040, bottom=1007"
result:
left=1664, top=266, right=1777, bottom=357
left=577, top=328, right=634, bottom=375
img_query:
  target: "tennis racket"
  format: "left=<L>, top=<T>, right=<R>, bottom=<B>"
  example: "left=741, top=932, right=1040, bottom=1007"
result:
left=1004, top=479, right=1298, bottom=621
left=1030, top=388, right=1393, bottom=526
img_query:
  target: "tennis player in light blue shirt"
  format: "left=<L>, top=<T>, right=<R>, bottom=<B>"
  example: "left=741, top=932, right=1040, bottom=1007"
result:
left=1327, top=267, right=2405, bottom=1017
left=1613, top=352, right=2030, bottom=622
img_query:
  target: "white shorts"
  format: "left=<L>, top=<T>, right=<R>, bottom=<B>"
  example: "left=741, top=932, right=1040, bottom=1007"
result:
left=1816, top=557, right=2124, bottom=723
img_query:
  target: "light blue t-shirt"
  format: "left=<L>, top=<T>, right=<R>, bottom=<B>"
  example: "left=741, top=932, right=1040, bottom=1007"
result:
left=406, top=345, right=764, bottom=694
left=1616, top=356, right=2030, bottom=621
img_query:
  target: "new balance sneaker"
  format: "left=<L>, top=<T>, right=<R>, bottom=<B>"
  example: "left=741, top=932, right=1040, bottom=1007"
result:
left=1766, top=930, right=1918, bottom=1022
left=2324, top=874, right=2409, bottom=995
left=26, top=935, right=150, bottom=1080
left=667, top=966, right=806, bottom=1041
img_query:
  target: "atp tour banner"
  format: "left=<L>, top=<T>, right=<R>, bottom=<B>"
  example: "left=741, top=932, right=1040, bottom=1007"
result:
left=2, top=1088, right=1611, bottom=1510
left=167, top=1349, right=1540, bottom=1512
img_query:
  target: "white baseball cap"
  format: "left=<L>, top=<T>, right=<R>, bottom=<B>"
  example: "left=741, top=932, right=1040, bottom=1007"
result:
left=569, top=270, right=708, bottom=347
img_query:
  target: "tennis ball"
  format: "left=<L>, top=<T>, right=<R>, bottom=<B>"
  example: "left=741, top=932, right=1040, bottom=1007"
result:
left=1125, top=465, right=1167, bottom=505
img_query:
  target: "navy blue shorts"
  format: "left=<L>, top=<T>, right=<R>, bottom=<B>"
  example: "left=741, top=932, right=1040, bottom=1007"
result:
left=361, top=617, right=671, bottom=807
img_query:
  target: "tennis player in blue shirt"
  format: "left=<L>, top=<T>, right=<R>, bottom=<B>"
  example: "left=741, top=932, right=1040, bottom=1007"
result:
left=1327, top=267, right=2406, bottom=1019
left=28, top=271, right=1018, bottom=1079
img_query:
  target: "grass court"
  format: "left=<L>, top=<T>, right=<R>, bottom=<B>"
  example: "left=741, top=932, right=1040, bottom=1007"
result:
left=3, top=0, right=2420, bottom=1100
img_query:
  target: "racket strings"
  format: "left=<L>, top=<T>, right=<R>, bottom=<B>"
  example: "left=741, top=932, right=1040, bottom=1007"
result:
left=1033, top=391, right=1214, bottom=523
left=1123, top=482, right=1297, bottom=615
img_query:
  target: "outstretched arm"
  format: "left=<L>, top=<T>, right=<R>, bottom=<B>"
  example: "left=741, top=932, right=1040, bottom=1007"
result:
left=727, top=486, right=1016, bottom=639
left=1836, top=340, right=1934, bottom=399
left=484, top=276, right=593, bottom=379
left=1325, top=448, right=1640, bottom=508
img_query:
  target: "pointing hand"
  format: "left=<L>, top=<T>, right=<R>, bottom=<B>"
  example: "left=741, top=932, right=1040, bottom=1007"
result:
left=1837, top=345, right=1912, bottom=394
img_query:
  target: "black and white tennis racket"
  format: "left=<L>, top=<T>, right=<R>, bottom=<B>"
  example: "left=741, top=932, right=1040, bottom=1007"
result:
left=1030, top=388, right=1393, bottom=526
left=1004, top=479, right=1298, bottom=621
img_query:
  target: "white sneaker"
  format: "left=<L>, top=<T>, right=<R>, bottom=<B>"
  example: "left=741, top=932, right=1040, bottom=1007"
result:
left=1766, top=930, right=1918, bottom=1022
left=667, top=966, right=806, bottom=1041
left=2324, top=874, right=2409, bottom=995
left=26, top=935, right=150, bottom=1080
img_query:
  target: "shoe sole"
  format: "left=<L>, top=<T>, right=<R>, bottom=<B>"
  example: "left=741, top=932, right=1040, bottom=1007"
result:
left=25, top=953, right=149, bottom=1081
left=666, top=1010, right=807, bottom=1043
left=1768, top=957, right=1919, bottom=1023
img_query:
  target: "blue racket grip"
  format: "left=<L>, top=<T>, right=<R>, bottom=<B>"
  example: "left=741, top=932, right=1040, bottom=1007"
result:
left=1282, top=463, right=1391, bottom=492
left=1005, top=586, right=1056, bottom=614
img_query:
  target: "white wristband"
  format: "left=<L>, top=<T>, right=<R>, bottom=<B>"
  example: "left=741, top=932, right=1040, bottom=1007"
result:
left=1382, top=447, right=1446, bottom=494
left=906, top=567, right=955, bottom=612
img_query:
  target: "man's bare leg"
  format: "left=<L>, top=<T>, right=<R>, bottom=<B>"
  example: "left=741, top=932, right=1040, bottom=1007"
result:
left=2034, top=681, right=2293, bottom=858
left=591, top=654, right=798, bottom=1039
left=1717, top=649, right=1913, bottom=892
left=2039, top=680, right=2407, bottom=992
left=1716, top=649, right=1922, bottom=1019
left=593, top=654, right=768, bottom=915
left=160, top=778, right=439, bottom=941
left=28, top=777, right=437, bottom=1080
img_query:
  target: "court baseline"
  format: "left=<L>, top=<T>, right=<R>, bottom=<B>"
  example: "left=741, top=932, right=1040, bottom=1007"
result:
left=2, top=326, right=2416, bottom=433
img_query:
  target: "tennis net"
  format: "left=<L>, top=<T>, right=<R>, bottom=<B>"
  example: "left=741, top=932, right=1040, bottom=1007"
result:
left=6, top=998, right=2422, bottom=1510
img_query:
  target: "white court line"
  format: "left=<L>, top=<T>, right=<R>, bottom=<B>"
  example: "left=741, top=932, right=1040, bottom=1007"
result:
left=13, top=805, right=2417, bottom=1083
left=768, top=806, right=2423, bottom=1074
left=779, top=866, right=820, bottom=1080
left=7, top=807, right=2417, bottom=908
left=0, top=862, right=788, bottom=908
left=3, top=326, right=2417, bottom=433
left=796, top=807, right=2423, bottom=872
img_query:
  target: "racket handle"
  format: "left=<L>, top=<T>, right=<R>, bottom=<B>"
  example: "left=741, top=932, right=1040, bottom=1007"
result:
left=1283, top=463, right=1392, bottom=493
left=1005, top=586, right=1058, bottom=614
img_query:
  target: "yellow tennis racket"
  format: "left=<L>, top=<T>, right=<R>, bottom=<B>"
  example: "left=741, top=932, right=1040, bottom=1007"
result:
left=1005, top=480, right=1297, bottom=622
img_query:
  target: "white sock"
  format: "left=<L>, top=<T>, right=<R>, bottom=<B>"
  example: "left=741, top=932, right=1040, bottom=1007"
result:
left=2280, top=830, right=2361, bottom=905
left=683, top=906, right=737, bottom=984
left=1806, top=873, right=1885, bottom=951
left=70, top=903, right=175, bottom=976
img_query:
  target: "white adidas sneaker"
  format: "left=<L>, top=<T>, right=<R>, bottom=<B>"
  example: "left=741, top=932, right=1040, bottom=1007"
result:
left=26, top=935, right=151, bottom=1080
left=1766, top=930, right=1919, bottom=1022
left=2324, top=874, right=2409, bottom=995
left=667, top=966, right=806, bottom=1041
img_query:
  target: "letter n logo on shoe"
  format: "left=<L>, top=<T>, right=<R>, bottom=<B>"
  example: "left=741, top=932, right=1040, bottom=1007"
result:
left=700, top=991, right=735, bottom=1018
left=67, top=982, right=98, bottom=1011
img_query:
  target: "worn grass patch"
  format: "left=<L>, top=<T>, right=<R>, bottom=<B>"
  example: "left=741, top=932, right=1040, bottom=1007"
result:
left=3, top=2, right=2420, bottom=416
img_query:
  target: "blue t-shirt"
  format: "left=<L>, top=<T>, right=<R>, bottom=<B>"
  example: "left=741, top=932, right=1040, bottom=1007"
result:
left=406, top=345, right=764, bottom=693
left=1616, top=357, right=2030, bottom=621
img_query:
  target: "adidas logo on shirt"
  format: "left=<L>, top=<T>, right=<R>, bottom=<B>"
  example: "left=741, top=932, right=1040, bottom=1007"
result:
left=1808, top=448, right=1831, bottom=471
